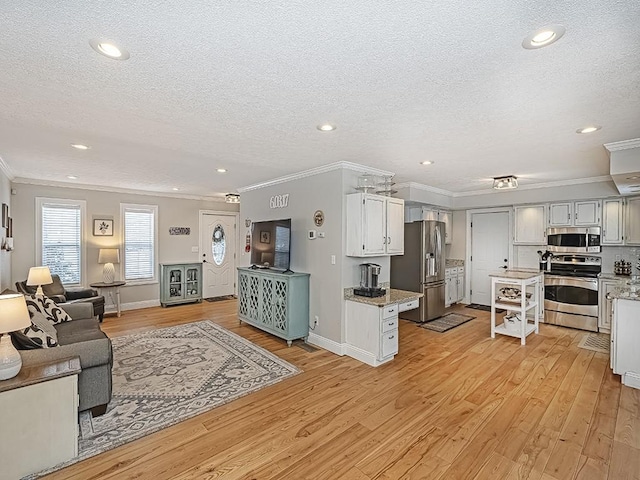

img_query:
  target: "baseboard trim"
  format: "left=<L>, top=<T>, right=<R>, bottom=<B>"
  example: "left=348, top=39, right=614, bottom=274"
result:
left=343, top=344, right=392, bottom=367
left=121, top=300, right=161, bottom=311
left=622, top=372, right=640, bottom=389
left=307, top=332, right=345, bottom=356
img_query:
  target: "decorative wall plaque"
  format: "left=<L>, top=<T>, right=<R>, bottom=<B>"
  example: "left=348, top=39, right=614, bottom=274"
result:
left=314, top=210, right=324, bottom=227
left=169, top=227, right=191, bottom=235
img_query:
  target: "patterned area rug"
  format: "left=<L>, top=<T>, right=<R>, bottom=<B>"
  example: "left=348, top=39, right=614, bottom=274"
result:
left=27, top=321, right=299, bottom=479
left=467, top=303, right=505, bottom=314
left=204, top=295, right=236, bottom=302
left=420, top=313, right=476, bottom=333
left=578, top=332, right=610, bottom=354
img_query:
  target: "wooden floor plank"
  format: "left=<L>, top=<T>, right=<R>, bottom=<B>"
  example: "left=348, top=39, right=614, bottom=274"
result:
left=35, top=301, right=637, bottom=480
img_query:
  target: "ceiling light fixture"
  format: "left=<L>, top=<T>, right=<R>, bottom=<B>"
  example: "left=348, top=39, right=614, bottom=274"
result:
left=67, top=175, right=78, bottom=180
left=576, top=125, right=602, bottom=134
left=70, top=143, right=90, bottom=150
left=172, top=187, right=179, bottom=191
left=89, top=39, right=130, bottom=60
left=627, top=176, right=640, bottom=180
left=216, top=168, right=227, bottom=173
left=522, top=25, right=566, bottom=49
left=225, top=193, right=240, bottom=203
left=493, top=175, right=518, bottom=190
left=420, top=160, right=434, bottom=165
left=317, top=123, right=336, bottom=132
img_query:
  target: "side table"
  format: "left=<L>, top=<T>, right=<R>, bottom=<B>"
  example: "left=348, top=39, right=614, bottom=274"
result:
left=0, top=357, right=80, bottom=479
left=90, top=281, right=126, bottom=317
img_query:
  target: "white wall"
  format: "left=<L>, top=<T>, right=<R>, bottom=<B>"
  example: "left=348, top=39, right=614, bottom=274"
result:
left=0, top=169, right=12, bottom=290
left=11, top=183, right=238, bottom=306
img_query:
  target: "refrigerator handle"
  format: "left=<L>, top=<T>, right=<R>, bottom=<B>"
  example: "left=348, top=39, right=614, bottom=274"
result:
left=435, top=226, right=442, bottom=276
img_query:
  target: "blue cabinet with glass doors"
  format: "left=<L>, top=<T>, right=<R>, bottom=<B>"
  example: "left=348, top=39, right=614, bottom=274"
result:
left=160, top=263, right=202, bottom=306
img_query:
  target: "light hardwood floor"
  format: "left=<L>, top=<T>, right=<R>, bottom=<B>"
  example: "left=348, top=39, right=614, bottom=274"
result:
left=43, top=301, right=639, bottom=480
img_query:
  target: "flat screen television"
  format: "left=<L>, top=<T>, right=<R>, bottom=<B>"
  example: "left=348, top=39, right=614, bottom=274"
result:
left=250, top=219, right=292, bottom=271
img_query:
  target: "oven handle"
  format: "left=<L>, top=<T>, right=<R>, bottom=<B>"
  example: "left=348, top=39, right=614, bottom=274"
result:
left=544, top=275, right=598, bottom=291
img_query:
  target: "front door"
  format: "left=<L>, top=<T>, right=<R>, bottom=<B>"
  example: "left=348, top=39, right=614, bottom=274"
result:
left=200, top=212, right=237, bottom=299
left=470, top=211, right=510, bottom=306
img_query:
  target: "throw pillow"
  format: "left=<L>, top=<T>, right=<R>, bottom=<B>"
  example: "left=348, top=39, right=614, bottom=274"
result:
left=12, top=310, right=59, bottom=349
left=25, top=294, right=73, bottom=325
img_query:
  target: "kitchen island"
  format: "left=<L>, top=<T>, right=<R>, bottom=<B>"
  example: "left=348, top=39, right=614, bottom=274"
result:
left=609, top=282, right=640, bottom=389
left=344, top=288, right=423, bottom=367
left=489, top=270, right=542, bottom=345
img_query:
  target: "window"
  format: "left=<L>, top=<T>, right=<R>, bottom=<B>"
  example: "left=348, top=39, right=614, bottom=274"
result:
left=121, top=204, right=158, bottom=283
left=36, top=198, right=86, bottom=285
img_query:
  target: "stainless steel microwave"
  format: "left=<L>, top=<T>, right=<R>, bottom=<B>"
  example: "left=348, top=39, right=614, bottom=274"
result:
left=547, top=227, right=601, bottom=253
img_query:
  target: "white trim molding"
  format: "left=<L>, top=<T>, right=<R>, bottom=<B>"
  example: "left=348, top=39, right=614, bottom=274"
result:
left=121, top=299, right=161, bottom=311
left=238, top=161, right=395, bottom=193
left=0, top=155, right=15, bottom=181
left=395, top=181, right=453, bottom=197
left=604, top=138, right=640, bottom=153
left=306, top=332, right=345, bottom=356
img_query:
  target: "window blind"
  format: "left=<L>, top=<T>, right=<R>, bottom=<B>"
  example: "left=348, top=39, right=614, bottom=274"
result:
left=124, top=208, right=155, bottom=281
left=41, top=204, right=82, bottom=284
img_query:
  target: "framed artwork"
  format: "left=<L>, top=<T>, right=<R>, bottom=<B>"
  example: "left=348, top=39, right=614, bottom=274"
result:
left=1, top=203, right=7, bottom=228
left=7, top=217, right=12, bottom=237
left=260, top=230, right=271, bottom=244
left=94, top=219, right=114, bottom=236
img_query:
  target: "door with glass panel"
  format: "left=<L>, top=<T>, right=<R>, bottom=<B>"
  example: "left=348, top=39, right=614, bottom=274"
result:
left=199, top=213, right=237, bottom=298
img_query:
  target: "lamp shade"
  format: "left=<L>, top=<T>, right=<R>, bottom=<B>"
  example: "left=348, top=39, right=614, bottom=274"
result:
left=98, top=248, right=120, bottom=264
left=26, top=266, right=53, bottom=287
left=0, top=294, right=31, bottom=334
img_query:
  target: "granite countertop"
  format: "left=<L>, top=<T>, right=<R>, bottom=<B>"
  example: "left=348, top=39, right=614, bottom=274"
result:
left=489, top=269, right=543, bottom=280
left=345, top=288, right=424, bottom=307
left=609, top=283, right=640, bottom=301
left=446, top=259, right=465, bottom=268
left=598, top=273, right=631, bottom=281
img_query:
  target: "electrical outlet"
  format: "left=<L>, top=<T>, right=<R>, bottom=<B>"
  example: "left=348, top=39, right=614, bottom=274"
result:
left=191, top=246, right=198, bottom=253
left=314, top=315, right=319, bottom=327
left=331, top=255, right=336, bottom=265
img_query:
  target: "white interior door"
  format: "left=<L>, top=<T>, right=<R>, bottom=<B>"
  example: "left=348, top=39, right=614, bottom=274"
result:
left=470, top=211, right=510, bottom=306
left=200, top=213, right=237, bottom=298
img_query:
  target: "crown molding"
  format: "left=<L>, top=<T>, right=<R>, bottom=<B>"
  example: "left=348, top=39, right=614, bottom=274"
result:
left=238, top=161, right=395, bottom=193
left=11, top=177, right=227, bottom=202
left=451, top=175, right=613, bottom=197
left=604, top=138, right=640, bottom=153
left=0, top=155, right=15, bottom=181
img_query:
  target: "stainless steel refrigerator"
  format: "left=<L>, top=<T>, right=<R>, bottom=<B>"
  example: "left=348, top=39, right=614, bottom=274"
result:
left=390, top=220, right=446, bottom=322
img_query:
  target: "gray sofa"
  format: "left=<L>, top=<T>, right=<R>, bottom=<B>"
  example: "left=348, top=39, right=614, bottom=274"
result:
left=20, top=302, right=113, bottom=416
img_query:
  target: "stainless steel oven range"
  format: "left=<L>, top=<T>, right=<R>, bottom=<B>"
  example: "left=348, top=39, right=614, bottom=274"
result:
left=544, top=255, right=601, bottom=332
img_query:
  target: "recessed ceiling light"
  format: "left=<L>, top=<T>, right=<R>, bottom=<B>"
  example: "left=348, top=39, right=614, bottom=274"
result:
left=522, top=25, right=566, bottom=49
left=420, top=161, right=434, bottom=165
left=67, top=175, right=78, bottom=180
left=627, top=176, right=640, bottom=180
left=217, top=168, right=227, bottom=173
left=89, top=39, right=130, bottom=60
left=71, top=143, right=90, bottom=150
left=576, top=125, right=602, bottom=134
left=172, top=187, right=179, bottom=191
left=317, top=123, right=336, bottom=132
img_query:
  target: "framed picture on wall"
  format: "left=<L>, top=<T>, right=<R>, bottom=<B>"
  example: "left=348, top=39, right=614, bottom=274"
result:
left=1, top=203, right=7, bottom=228
left=94, top=219, right=114, bottom=236
left=260, top=231, right=271, bottom=243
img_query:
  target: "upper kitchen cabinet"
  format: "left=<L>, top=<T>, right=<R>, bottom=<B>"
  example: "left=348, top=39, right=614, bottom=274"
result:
left=514, top=204, right=546, bottom=245
left=346, top=193, right=404, bottom=256
left=626, top=196, right=640, bottom=245
left=548, top=200, right=601, bottom=227
left=602, top=198, right=625, bottom=245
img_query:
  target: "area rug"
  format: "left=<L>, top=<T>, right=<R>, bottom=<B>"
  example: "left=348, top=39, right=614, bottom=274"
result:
left=420, top=313, right=476, bottom=333
left=27, top=320, right=300, bottom=479
left=204, top=295, right=236, bottom=302
left=467, top=303, right=505, bottom=314
left=578, top=332, right=610, bottom=354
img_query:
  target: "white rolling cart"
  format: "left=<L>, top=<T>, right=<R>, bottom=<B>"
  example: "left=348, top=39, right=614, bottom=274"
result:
left=489, top=270, right=542, bottom=345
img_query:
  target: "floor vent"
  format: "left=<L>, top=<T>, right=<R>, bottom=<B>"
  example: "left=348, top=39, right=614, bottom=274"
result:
left=578, top=333, right=610, bottom=354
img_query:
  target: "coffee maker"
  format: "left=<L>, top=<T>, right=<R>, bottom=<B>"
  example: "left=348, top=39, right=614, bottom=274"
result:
left=354, top=263, right=386, bottom=298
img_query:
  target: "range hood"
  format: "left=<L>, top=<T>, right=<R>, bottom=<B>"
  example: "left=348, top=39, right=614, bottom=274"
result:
left=605, top=138, right=640, bottom=195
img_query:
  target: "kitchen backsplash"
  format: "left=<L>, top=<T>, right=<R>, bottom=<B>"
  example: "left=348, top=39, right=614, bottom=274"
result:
left=514, top=245, right=639, bottom=274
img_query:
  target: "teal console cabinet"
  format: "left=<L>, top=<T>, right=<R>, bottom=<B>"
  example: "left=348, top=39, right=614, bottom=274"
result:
left=237, top=267, right=310, bottom=346
left=160, top=263, right=202, bottom=307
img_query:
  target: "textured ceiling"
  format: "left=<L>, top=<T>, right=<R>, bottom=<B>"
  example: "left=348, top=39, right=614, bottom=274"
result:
left=1, top=1, right=639, bottom=198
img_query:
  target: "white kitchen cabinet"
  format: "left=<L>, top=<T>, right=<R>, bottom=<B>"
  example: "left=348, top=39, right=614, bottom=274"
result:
left=602, top=198, right=625, bottom=245
left=423, top=207, right=452, bottom=244
left=445, top=268, right=456, bottom=307
left=514, top=205, right=547, bottom=245
left=598, top=278, right=620, bottom=333
left=548, top=200, right=601, bottom=227
left=626, top=196, right=640, bottom=245
left=346, top=193, right=405, bottom=256
left=456, top=267, right=465, bottom=303
left=345, top=301, right=399, bottom=367
left=611, top=297, right=640, bottom=389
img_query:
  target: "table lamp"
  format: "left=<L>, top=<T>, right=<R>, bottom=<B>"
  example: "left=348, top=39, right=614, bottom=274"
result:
left=0, top=294, right=31, bottom=380
left=26, top=266, right=53, bottom=296
left=98, top=248, right=120, bottom=284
